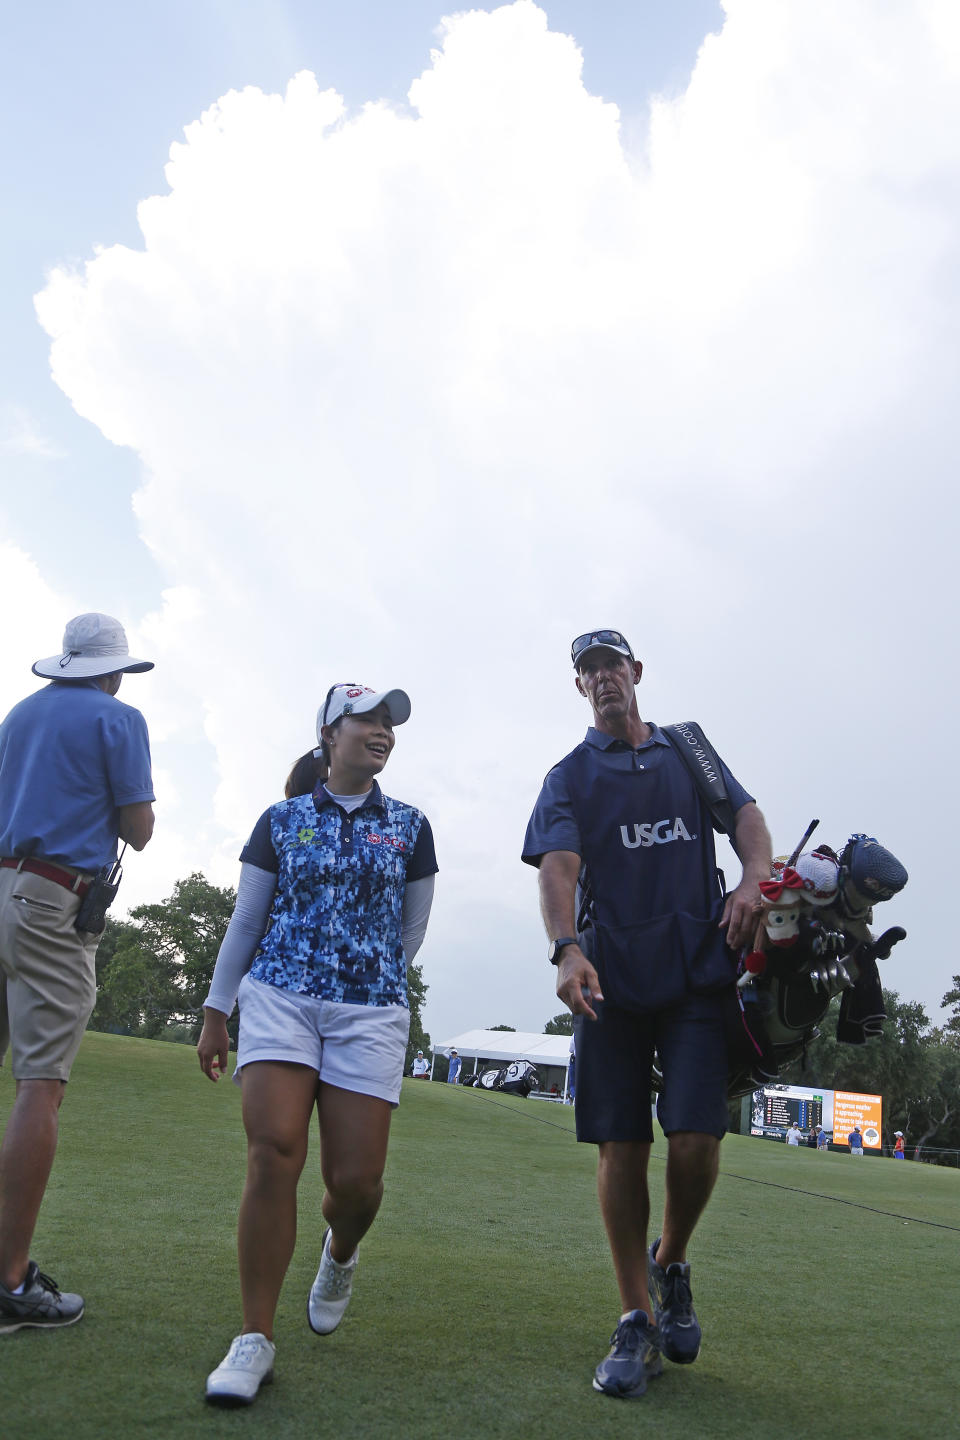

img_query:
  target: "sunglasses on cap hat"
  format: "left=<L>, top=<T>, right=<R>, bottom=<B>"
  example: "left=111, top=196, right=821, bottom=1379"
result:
left=570, top=629, right=635, bottom=668
left=320, top=682, right=365, bottom=729
left=316, top=682, right=412, bottom=745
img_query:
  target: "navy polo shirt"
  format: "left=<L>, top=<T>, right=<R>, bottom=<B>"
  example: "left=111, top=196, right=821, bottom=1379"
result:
left=523, top=724, right=754, bottom=1011
left=523, top=725, right=751, bottom=877
left=242, top=781, right=437, bottom=1007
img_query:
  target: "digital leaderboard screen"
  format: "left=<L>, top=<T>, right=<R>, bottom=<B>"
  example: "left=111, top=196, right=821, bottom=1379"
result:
left=759, top=1089, right=824, bottom=1130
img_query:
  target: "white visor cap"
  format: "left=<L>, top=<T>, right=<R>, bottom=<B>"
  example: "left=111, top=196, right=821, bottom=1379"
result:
left=316, top=684, right=411, bottom=742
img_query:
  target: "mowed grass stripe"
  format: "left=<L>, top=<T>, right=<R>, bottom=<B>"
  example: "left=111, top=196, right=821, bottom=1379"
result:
left=2, top=1032, right=956, bottom=1440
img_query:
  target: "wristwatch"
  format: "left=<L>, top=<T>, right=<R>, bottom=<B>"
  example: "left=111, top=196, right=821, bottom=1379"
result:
left=548, top=936, right=579, bottom=965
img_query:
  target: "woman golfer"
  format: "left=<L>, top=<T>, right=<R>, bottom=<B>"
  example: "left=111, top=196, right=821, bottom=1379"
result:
left=198, top=682, right=437, bottom=1405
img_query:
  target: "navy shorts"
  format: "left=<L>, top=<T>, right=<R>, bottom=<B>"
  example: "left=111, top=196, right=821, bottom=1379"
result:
left=574, top=990, right=729, bottom=1145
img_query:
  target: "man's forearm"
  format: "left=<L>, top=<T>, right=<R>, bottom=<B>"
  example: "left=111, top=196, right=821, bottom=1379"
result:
left=537, top=850, right=582, bottom=940
left=733, top=803, right=772, bottom=884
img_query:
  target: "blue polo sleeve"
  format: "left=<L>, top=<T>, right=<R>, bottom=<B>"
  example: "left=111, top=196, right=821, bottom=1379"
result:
left=239, top=808, right=278, bottom=872
left=407, top=815, right=438, bottom=882
left=521, top=764, right=583, bottom=867
left=718, top=757, right=754, bottom=816
left=103, top=705, right=155, bottom=806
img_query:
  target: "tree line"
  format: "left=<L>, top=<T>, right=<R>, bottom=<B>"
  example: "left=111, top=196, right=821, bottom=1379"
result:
left=88, top=871, right=430, bottom=1074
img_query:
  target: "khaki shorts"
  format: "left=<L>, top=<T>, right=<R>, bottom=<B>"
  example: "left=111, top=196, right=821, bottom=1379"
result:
left=0, top=867, right=100, bottom=1081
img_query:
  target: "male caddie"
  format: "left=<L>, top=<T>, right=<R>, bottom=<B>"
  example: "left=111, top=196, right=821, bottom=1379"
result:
left=0, top=614, right=155, bottom=1331
left=522, top=629, right=771, bottom=1399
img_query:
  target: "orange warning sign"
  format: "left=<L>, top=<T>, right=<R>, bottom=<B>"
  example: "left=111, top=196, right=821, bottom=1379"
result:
left=834, top=1090, right=883, bottom=1149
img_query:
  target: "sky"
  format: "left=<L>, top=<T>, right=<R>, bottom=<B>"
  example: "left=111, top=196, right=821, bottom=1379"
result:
left=2, top=0, right=958, bottom=1044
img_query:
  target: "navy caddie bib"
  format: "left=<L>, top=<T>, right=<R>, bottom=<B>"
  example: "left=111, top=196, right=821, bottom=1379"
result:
left=560, top=729, right=735, bottom=1013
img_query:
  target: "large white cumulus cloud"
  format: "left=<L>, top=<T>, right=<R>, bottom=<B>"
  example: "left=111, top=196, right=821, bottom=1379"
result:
left=34, top=0, right=960, bottom=1029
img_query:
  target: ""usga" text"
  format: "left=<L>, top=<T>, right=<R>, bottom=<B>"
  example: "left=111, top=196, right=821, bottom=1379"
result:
left=620, top=817, right=694, bottom=848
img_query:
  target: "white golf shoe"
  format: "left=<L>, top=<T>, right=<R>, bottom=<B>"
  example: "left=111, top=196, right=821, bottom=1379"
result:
left=205, top=1332, right=275, bottom=1405
left=307, top=1230, right=358, bottom=1334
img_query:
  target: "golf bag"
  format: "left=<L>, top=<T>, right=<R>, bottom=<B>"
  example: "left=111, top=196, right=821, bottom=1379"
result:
left=727, top=832, right=908, bottom=1096
left=476, top=1061, right=540, bottom=1096
left=661, top=726, right=909, bottom=1098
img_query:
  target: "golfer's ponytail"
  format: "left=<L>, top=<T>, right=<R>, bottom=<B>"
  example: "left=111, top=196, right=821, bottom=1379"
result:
left=285, top=747, right=328, bottom=798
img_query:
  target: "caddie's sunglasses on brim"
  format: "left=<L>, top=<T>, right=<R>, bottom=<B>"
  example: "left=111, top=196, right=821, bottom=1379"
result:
left=570, top=630, right=633, bottom=666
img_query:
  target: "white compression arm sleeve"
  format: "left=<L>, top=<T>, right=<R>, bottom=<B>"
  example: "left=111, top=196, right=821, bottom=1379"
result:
left=203, top=863, right=277, bottom=1017
left=401, top=874, right=435, bottom=962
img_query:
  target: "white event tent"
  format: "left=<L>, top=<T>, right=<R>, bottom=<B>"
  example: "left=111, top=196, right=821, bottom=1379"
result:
left=434, top=1029, right=573, bottom=1099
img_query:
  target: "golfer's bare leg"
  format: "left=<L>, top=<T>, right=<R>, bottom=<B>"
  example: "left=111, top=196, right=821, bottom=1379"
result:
left=597, top=1140, right=653, bottom=1319
left=0, top=1079, right=65, bottom=1289
left=238, top=1061, right=319, bottom=1339
left=656, top=1131, right=720, bottom=1267
left=316, top=1083, right=393, bottom=1263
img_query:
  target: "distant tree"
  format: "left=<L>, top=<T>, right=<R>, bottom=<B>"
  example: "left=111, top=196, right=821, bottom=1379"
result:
left=88, top=872, right=235, bottom=1041
left=544, top=1012, right=574, bottom=1035
left=404, top=959, right=431, bottom=1075
left=902, top=1039, right=960, bottom=1156
left=940, top=975, right=960, bottom=1043
left=90, top=917, right=171, bottom=1036
left=489, top=1024, right=516, bottom=1031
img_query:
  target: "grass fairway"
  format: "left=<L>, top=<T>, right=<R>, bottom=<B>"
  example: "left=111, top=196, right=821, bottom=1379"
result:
left=2, top=1032, right=957, bottom=1439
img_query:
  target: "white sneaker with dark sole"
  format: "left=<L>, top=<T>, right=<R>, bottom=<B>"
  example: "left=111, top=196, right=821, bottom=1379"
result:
left=307, top=1230, right=358, bottom=1334
left=205, top=1333, right=275, bottom=1406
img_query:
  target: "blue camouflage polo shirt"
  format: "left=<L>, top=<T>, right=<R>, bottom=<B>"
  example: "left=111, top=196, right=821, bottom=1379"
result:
left=241, top=781, right=437, bottom=1008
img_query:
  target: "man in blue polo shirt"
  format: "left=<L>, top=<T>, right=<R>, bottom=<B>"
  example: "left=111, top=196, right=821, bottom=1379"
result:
left=0, top=613, right=155, bottom=1332
left=523, top=628, right=771, bottom=1400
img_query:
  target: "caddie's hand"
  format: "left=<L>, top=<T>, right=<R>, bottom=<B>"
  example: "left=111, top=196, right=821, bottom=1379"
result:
left=719, top=880, right=763, bottom=951
left=197, top=1012, right=230, bottom=1082
left=556, top=948, right=604, bottom=1021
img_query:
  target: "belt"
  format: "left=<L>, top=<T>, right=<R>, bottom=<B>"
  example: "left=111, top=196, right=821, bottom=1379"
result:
left=0, top=856, right=91, bottom=899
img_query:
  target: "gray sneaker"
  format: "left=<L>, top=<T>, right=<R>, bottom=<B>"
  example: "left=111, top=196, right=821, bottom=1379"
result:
left=205, top=1333, right=275, bottom=1406
left=0, top=1263, right=84, bottom=1333
left=647, top=1237, right=701, bottom=1364
left=592, top=1310, right=663, bottom=1399
left=307, top=1230, right=358, bottom=1334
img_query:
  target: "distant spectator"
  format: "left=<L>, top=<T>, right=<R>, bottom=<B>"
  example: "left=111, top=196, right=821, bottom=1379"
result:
left=567, top=1032, right=576, bottom=1103
left=848, top=1126, right=864, bottom=1156
left=447, top=1049, right=462, bottom=1085
left=893, top=1130, right=905, bottom=1159
left=785, top=1123, right=803, bottom=1147
left=412, top=1051, right=430, bottom=1078
left=816, top=1125, right=828, bottom=1152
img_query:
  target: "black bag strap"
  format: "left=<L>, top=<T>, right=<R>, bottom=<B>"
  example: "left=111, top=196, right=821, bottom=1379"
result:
left=661, top=722, right=739, bottom=849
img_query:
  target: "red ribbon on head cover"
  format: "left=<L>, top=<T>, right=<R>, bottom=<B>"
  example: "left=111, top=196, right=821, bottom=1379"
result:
left=759, top=866, right=804, bottom=903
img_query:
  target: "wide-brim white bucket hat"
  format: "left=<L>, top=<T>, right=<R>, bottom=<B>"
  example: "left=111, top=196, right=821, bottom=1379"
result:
left=32, top=612, right=154, bottom=679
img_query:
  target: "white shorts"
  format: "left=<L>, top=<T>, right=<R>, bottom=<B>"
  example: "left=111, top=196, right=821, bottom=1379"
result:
left=235, top=974, right=410, bottom=1105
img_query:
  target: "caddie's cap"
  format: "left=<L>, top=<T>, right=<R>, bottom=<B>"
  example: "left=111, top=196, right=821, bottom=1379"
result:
left=570, top=628, right=634, bottom=669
